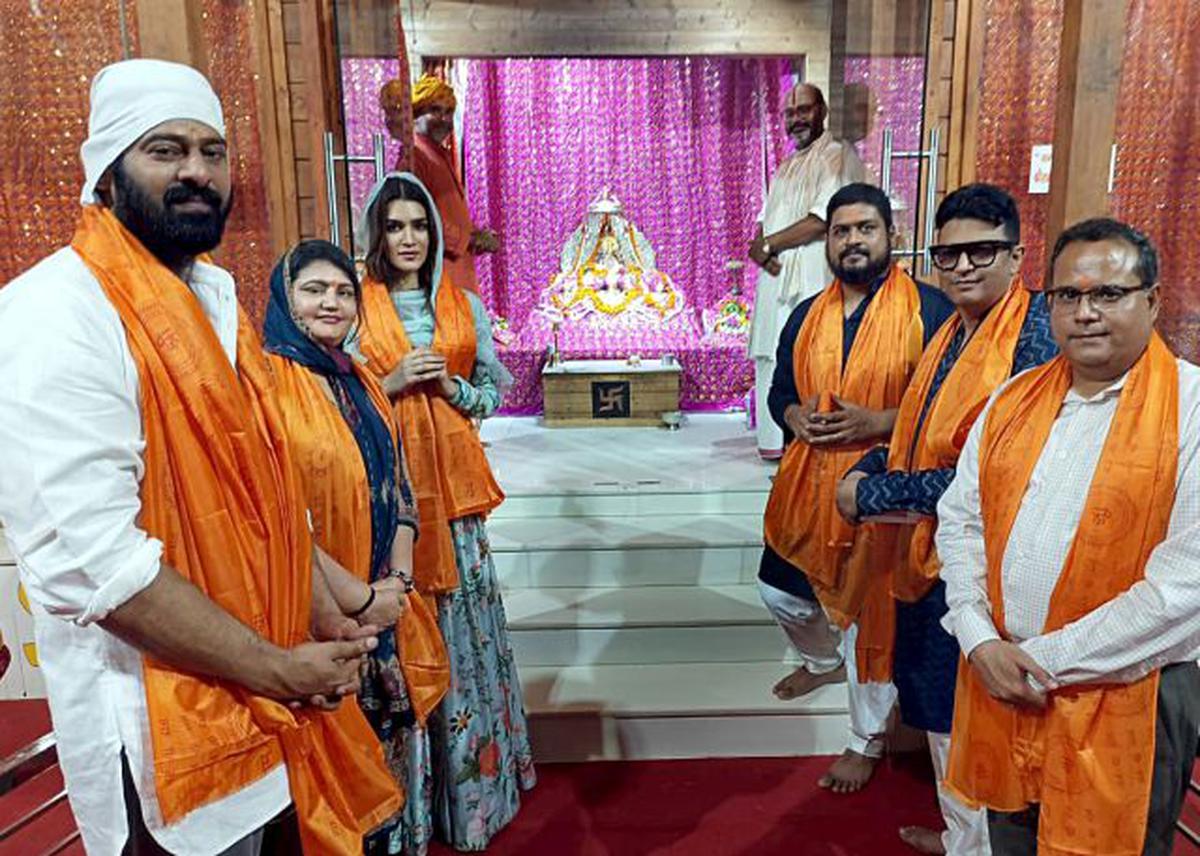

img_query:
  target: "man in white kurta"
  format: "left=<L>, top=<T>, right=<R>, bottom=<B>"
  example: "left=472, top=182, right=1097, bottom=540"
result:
left=0, top=60, right=380, bottom=856
left=748, top=83, right=867, bottom=458
left=937, top=218, right=1200, bottom=855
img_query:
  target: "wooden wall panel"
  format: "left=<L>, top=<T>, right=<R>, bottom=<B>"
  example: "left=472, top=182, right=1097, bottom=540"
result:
left=399, top=0, right=834, bottom=97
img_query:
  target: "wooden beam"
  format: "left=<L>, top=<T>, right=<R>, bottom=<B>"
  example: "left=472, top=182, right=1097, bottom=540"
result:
left=250, top=0, right=301, bottom=254
left=1044, top=0, right=1128, bottom=256
left=297, top=0, right=346, bottom=244
left=135, top=0, right=208, bottom=73
left=944, top=0, right=985, bottom=187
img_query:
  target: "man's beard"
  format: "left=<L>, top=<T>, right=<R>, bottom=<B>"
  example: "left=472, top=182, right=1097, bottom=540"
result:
left=829, top=244, right=891, bottom=286
left=111, top=163, right=232, bottom=266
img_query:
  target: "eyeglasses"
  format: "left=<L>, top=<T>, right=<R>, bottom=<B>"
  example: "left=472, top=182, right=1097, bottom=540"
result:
left=928, top=241, right=1016, bottom=271
left=1044, top=283, right=1155, bottom=311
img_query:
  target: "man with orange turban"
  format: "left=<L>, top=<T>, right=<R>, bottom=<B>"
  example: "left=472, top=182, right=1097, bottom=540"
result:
left=409, top=72, right=497, bottom=293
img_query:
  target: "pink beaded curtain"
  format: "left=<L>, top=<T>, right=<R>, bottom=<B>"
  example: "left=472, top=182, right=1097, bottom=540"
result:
left=973, top=0, right=1200, bottom=359
left=462, top=57, right=790, bottom=411
left=973, top=0, right=1063, bottom=284
left=1111, top=0, right=1200, bottom=361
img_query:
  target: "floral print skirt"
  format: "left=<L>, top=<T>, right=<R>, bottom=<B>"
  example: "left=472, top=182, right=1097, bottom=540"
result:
left=424, top=513, right=536, bottom=851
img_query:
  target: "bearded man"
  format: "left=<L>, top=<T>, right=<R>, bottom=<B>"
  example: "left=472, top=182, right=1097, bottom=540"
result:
left=409, top=72, right=497, bottom=293
left=0, top=60, right=402, bottom=855
left=758, top=182, right=953, bottom=795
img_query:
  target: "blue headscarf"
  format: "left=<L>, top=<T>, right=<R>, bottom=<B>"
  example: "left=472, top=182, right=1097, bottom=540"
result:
left=263, top=244, right=400, bottom=582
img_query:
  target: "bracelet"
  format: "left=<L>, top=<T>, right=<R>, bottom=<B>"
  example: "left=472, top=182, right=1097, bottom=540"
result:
left=347, top=585, right=376, bottom=618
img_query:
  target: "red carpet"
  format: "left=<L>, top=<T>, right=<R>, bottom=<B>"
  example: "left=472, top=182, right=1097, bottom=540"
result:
left=431, top=755, right=945, bottom=856
left=2, top=696, right=1196, bottom=856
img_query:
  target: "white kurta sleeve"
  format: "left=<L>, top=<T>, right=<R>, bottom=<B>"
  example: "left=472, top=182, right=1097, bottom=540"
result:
left=936, top=395, right=1003, bottom=659
left=0, top=260, right=162, bottom=626
left=1020, top=364, right=1200, bottom=685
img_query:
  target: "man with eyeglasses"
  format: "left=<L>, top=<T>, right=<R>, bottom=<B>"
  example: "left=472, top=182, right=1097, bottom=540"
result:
left=936, top=217, right=1200, bottom=855
left=835, top=183, right=1057, bottom=854
left=760, top=182, right=954, bottom=796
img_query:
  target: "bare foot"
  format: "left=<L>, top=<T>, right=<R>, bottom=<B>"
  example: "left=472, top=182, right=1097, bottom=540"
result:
left=772, top=663, right=847, bottom=700
left=817, top=749, right=878, bottom=794
left=899, top=826, right=946, bottom=854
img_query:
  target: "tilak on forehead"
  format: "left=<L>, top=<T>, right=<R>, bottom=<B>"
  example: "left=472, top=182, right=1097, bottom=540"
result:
left=79, top=58, right=225, bottom=206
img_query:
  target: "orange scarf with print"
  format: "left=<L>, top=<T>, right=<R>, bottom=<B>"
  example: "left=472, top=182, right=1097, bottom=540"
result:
left=945, top=336, right=1176, bottom=856
left=269, top=356, right=450, bottom=724
left=72, top=206, right=400, bottom=854
left=887, top=281, right=1030, bottom=603
left=357, top=276, right=504, bottom=594
left=762, top=265, right=923, bottom=680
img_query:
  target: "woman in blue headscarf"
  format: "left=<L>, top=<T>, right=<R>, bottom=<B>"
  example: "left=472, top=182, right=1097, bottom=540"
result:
left=263, top=238, right=449, bottom=855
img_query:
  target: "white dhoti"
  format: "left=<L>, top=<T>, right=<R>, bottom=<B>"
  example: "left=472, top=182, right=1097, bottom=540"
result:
left=748, top=132, right=867, bottom=455
left=758, top=579, right=896, bottom=758
left=928, top=731, right=992, bottom=855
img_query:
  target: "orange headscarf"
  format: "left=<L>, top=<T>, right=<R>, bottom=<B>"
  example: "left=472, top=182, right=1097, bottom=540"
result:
left=71, top=206, right=400, bottom=854
left=269, top=355, right=450, bottom=724
left=945, top=336, right=1177, bottom=856
left=762, top=265, right=924, bottom=680
left=886, top=281, right=1031, bottom=603
left=357, top=275, right=504, bottom=594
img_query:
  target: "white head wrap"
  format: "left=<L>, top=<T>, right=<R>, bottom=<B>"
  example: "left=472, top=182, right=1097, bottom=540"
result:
left=79, top=59, right=226, bottom=205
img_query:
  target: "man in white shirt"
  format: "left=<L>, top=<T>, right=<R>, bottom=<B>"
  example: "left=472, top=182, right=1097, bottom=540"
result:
left=937, top=218, right=1200, bottom=855
left=0, top=60, right=400, bottom=855
left=747, top=83, right=867, bottom=458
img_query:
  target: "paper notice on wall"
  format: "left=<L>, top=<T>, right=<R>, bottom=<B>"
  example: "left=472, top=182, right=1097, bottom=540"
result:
left=1029, top=144, right=1053, bottom=194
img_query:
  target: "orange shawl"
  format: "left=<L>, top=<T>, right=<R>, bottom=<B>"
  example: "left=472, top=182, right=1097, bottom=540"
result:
left=269, top=356, right=450, bottom=724
left=357, top=275, right=504, bottom=593
left=886, top=281, right=1031, bottom=603
left=72, top=206, right=400, bottom=854
left=762, top=265, right=922, bottom=680
left=945, top=336, right=1177, bottom=856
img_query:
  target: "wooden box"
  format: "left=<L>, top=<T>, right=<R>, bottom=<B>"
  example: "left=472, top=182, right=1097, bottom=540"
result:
left=542, top=359, right=682, bottom=427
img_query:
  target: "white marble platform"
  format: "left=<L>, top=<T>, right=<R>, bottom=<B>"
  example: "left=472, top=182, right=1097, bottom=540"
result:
left=482, top=412, right=773, bottom=513
left=480, top=413, right=849, bottom=761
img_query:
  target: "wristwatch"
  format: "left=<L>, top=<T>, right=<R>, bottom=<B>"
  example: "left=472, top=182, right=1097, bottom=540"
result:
left=762, top=240, right=774, bottom=258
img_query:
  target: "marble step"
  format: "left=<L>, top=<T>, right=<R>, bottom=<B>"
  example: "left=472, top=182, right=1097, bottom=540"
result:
left=504, top=584, right=786, bottom=667
left=489, top=513, right=764, bottom=588
left=521, top=661, right=849, bottom=762
left=492, top=486, right=768, bottom=520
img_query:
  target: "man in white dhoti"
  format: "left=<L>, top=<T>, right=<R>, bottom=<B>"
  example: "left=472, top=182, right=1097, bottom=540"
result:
left=748, top=83, right=867, bottom=458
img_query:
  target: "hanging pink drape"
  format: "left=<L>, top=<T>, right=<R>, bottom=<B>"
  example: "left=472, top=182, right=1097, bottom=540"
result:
left=463, top=57, right=793, bottom=412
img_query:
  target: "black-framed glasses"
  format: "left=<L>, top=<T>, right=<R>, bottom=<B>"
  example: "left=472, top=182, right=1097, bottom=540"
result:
left=928, top=240, right=1016, bottom=271
left=1044, top=283, right=1156, bottom=311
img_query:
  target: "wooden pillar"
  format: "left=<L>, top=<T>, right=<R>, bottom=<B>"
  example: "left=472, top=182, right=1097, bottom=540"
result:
left=250, top=0, right=302, bottom=253
left=946, top=0, right=985, bottom=188
left=135, top=0, right=208, bottom=73
left=1044, top=0, right=1128, bottom=260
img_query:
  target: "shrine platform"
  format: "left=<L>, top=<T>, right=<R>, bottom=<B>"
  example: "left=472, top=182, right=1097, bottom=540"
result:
left=482, top=414, right=853, bottom=761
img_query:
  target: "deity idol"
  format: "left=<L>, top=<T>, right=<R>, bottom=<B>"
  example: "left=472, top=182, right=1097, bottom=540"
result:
left=540, top=189, right=687, bottom=329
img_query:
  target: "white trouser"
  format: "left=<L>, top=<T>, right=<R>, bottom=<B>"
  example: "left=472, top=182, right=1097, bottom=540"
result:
left=754, top=357, right=784, bottom=454
left=927, top=731, right=991, bottom=855
left=758, top=580, right=897, bottom=758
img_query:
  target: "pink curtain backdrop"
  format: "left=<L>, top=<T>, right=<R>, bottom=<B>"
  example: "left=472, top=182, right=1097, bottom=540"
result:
left=338, top=56, right=928, bottom=413
left=462, top=57, right=791, bottom=413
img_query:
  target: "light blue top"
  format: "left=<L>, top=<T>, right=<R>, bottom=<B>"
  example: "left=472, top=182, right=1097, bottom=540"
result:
left=388, top=288, right=507, bottom=418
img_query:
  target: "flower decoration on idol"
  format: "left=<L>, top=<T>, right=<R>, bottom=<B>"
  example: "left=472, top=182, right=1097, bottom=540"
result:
left=703, top=259, right=751, bottom=339
left=539, top=188, right=687, bottom=328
